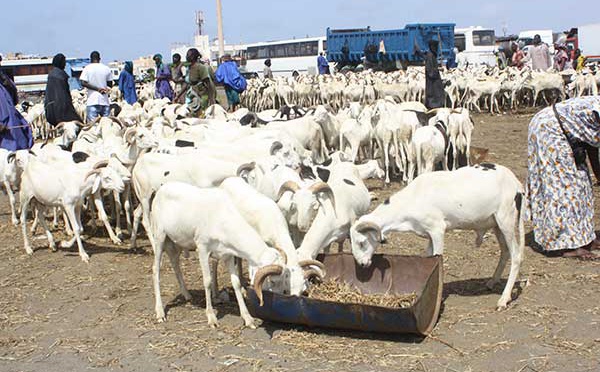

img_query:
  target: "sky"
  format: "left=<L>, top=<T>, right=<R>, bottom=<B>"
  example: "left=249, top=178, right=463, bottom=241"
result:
left=1, top=0, right=599, bottom=62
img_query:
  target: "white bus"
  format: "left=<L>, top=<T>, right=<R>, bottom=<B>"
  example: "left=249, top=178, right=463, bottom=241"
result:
left=454, top=26, right=497, bottom=66
left=243, top=36, right=328, bottom=77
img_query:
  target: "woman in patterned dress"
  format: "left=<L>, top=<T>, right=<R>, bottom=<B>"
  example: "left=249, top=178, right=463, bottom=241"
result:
left=526, top=96, right=600, bottom=259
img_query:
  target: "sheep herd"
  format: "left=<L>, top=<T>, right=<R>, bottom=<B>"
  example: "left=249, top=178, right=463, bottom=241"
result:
left=0, top=65, right=561, bottom=326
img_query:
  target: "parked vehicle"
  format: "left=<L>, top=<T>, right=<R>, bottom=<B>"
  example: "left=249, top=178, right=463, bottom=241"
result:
left=326, top=23, right=455, bottom=70
left=243, top=36, right=327, bottom=77
left=454, top=26, right=497, bottom=66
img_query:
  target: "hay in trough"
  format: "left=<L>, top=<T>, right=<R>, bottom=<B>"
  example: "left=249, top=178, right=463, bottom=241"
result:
left=305, top=279, right=417, bottom=308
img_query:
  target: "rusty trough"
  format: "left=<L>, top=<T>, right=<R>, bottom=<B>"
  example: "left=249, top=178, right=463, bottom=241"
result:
left=247, top=253, right=443, bottom=335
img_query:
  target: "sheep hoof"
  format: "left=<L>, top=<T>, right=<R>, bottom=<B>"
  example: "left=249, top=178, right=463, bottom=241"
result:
left=80, top=253, right=90, bottom=263
left=11, top=218, right=20, bottom=226
left=25, top=247, right=34, bottom=256
left=111, top=237, right=123, bottom=245
left=496, top=304, right=508, bottom=311
left=207, top=312, right=219, bottom=328
left=244, top=317, right=258, bottom=329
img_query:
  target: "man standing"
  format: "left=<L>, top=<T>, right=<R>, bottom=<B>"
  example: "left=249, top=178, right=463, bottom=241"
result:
left=170, top=53, right=185, bottom=103
left=317, top=52, right=330, bottom=75
left=80, top=51, right=112, bottom=123
left=263, top=59, right=273, bottom=79
left=529, top=35, right=551, bottom=71
left=416, top=39, right=444, bottom=109
left=153, top=54, right=173, bottom=101
left=45, top=53, right=82, bottom=126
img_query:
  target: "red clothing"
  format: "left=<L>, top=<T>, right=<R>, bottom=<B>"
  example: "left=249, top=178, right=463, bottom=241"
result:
left=512, top=50, right=525, bottom=69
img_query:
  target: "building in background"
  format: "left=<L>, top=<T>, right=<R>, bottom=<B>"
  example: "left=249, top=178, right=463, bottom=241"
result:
left=170, top=11, right=211, bottom=64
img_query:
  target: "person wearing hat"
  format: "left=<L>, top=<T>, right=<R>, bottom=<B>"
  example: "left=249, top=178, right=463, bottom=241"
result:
left=45, top=53, right=83, bottom=126
left=529, top=34, right=551, bottom=71
left=553, top=44, right=569, bottom=71
left=153, top=53, right=173, bottom=101
left=118, top=61, right=137, bottom=105
left=415, top=39, right=444, bottom=109
left=263, top=59, right=273, bottom=79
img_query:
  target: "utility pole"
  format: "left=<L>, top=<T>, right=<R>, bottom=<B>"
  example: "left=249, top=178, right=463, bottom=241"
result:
left=216, top=0, right=225, bottom=59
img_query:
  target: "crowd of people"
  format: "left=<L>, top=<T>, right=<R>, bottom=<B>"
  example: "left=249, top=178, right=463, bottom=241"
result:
left=490, top=34, right=589, bottom=72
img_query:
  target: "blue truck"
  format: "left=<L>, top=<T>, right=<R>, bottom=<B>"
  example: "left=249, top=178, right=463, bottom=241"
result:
left=326, top=23, right=455, bottom=70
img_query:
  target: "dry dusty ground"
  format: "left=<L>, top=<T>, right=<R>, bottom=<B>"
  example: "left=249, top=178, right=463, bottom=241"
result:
left=1, top=110, right=599, bottom=372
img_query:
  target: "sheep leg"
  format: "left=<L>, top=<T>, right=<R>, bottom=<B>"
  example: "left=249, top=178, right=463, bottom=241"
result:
left=495, top=219, right=523, bottom=310
left=123, top=185, right=133, bottom=234
left=427, top=230, right=445, bottom=256
left=20, top=195, right=33, bottom=255
left=51, top=207, right=59, bottom=229
left=35, top=205, right=57, bottom=252
left=62, top=205, right=89, bottom=263
left=152, top=227, right=167, bottom=322
left=94, top=195, right=122, bottom=245
left=210, top=258, right=222, bottom=304
left=488, top=227, right=510, bottom=289
left=197, top=244, right=219, bottom=328
left=225, top=256, right=256, bottom=328
left=165, top=240, right=191, bottom=302
left=112, top=190, right=123, bottom=239
left=130, top=205, right=143, bottom=249
left=30, top=208, right=39, bottom=234
left=4, top=181, right=19, bottom=226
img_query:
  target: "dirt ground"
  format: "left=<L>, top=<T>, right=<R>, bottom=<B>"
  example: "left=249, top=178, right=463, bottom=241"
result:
left=1, top=110, right=600, bottom=372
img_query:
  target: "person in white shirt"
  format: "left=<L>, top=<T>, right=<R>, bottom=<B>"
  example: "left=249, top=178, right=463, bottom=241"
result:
left=80, top=51, right=112, bottom=123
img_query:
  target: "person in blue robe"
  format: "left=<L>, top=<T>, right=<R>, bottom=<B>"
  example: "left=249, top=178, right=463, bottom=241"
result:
left=215, top=54, right=246, bottom=112
left=0, top=57, right=33, bottom=151
left=118, top=61, right=137, bottom=105
left=317, top=52, right=330, bottom=75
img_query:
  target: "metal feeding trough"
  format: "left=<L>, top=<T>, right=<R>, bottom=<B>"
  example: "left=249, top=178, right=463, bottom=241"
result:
left=246, top=253, right=443, bottom=335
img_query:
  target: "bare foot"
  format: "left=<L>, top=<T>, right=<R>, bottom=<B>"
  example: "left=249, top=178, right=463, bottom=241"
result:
left=562, top=247, right=599, bottom=260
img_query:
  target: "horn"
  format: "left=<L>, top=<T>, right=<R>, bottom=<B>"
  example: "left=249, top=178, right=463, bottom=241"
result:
left=299, top=259, right=325, bottom=272
left=7, top=152, right=16, bottom=163
left=309, top=182, right=336, bottom=211
left=270, top=141, right=283, bottom=155
left=111, top=153, right=135, bottom=166
left=110, top=117, right=125, bottom=128
left=54, top=122, right=65, bottom=131
left=93, top=160, right=109, bottom=169
left=277, top=181, right=300, bottom=200
left=253, top=265, right=284, bottom=306
left=355, top=221, right=383, bottom=241
left=303, top=268, right=324, bottom=282
left=425, top=108, right=441, bottom=115
left=124, top=128, right=136, bottom=144
left=236, top=162, right=256, bottom=177
left=84, top=169, right=102, bottom=180
left=273, top=246, right=288, bottom=265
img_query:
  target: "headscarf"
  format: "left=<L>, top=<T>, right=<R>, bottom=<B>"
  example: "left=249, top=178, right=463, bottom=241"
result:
left=52, top=53, right=67, bottom=70
left=153, top=54, right=163, bottom=68
left=124, top=61, right=133, bottom=74
left=186, top=48, right=201, bottom=64
left=428, top=40, right=439, bottom=55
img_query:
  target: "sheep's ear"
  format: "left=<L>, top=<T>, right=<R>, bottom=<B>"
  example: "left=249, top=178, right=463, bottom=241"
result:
left=92, top=176, right=102, bottom=194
